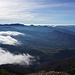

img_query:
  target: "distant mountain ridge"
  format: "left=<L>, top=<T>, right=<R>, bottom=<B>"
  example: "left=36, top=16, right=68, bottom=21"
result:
left=0, top=23, right=25, bottom=26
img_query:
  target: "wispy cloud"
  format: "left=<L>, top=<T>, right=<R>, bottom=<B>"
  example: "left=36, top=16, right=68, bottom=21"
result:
left=0, top=35, right=19, bottom=45
left=0, top=31, right=24, bottom=45
left=0, top=31, right=25, bottom=36
left=0, top=0, right=39, bottom=21
left=42, top=2, right=75, bottom=8
left=0, top=47, right=35, bottom=65
left=0, top=30, right=35, bottom=65
left=0, top=0, right=75, bottom=24
left=1, top=0, right=68, bottom=21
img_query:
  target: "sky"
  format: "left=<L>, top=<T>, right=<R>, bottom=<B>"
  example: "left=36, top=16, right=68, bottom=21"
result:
left=0, top=0, right=75, bottom=25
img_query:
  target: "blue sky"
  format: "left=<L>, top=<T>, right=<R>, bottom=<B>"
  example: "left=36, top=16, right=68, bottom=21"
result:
left=0, top=0, right=75, bottom=25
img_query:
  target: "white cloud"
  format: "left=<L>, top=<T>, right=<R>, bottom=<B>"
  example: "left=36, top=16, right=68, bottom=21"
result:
left=0, top=0, right=38, bottom=21
left=0, top=31, right=35, bottom=65
left=0, top=47, right=35, bottom=65
left=0, top=35, right=20, bottom=45
left=0, top=0, right=50, bottom=22
left=0, top=0, right=74, bottom=24
left=0, top=31, right=25, bottom=45
left=0, top=31, right=25, bottom=36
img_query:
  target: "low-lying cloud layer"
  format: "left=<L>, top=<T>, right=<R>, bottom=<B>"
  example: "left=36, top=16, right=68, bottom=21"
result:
left=0, top=47, right=34, bottom=65
left=0, top=31, right=25, bottom=36
left=0, top=35, right=19, bottom=45
left=0, top=31, right=35, bottom=65
left=0, top=31, right=24, bottom=45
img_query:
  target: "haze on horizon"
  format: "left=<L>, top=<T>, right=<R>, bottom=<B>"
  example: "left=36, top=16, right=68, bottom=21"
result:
left=0, top=0, right=75, bottom=25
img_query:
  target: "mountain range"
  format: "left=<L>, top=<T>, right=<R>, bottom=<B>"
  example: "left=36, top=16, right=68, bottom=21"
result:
left=0, top=24, right=75, bottom=75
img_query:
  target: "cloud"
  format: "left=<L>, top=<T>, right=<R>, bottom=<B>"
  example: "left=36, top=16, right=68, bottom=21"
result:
left=0, top=0, right=38, bottom=21
left=0, top=0, right=50, bottom=22
left=0, top=31, right=25, bottom=36
left=0, top=0, right=75, bottom=24
left=41, top=3, right=75, bottom=8
left=0, top=35, right=20, bottom=45
left=0, top=47, right=35, bottom=65
left=0, top=31, right=24, bottom=45
left=0, top=31, right=35, bottom=65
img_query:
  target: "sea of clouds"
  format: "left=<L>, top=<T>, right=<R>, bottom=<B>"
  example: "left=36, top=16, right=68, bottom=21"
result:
left=0, top=31, right=25, bottom=45
left=0, top=31, right=35, bottom=65
left=0, top=47, right=34, bottom=65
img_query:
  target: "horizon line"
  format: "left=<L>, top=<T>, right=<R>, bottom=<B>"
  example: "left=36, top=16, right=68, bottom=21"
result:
left=0, top=23, right=75, bottom=26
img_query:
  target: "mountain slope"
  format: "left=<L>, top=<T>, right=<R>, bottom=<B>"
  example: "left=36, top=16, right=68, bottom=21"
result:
left=38, top=56, right=75, bottom=75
